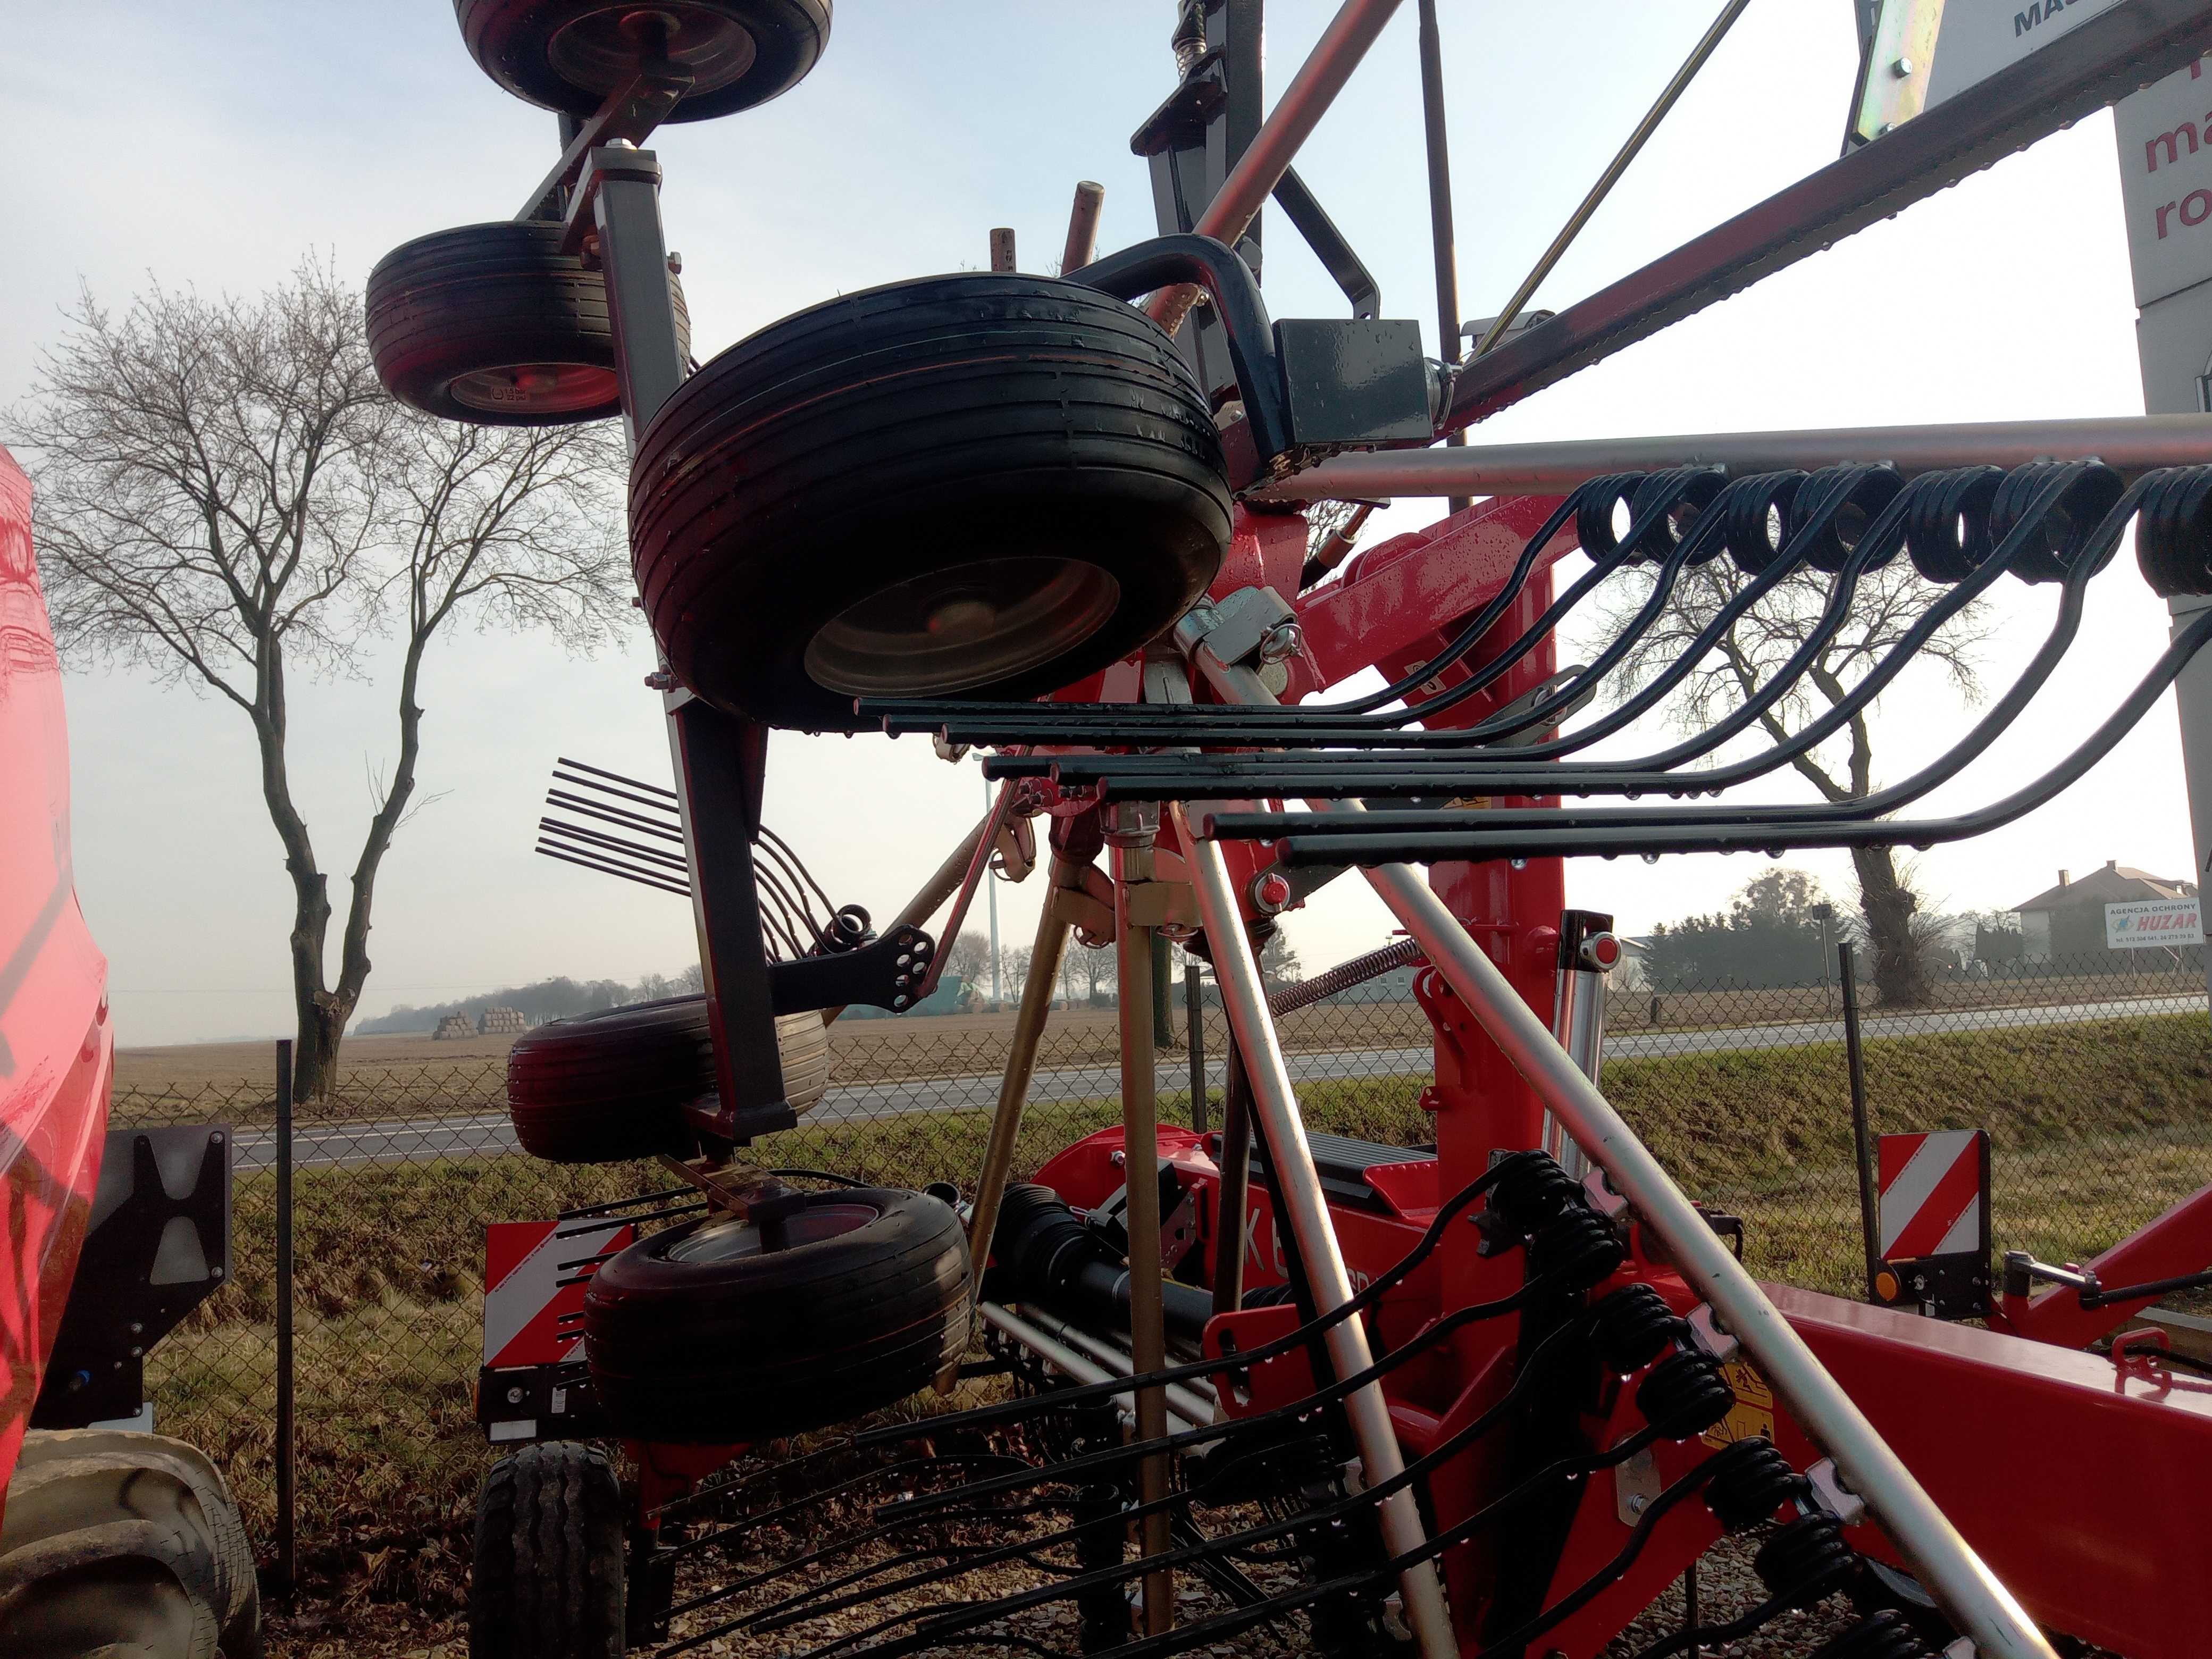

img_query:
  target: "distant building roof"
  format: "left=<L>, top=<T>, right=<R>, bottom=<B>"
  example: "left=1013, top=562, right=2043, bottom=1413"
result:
left=2012, top=860, right=2197, bottom=914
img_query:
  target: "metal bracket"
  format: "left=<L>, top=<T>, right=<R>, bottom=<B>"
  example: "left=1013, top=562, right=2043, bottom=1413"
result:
left=769, top=924, right=936, bottom=1013
left=33, top=1127, right=233, bottom=1428
left=1687, top=1304, right=1740, bottom=1365
left=515, top=67, right=691, bottom=223
left=1805, top=1457, right=1867, bottom=1529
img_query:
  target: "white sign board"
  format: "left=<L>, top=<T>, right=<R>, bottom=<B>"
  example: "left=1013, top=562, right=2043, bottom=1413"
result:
left=2115, top=55, right=2212, bottom=307
left=1924, top=0, right=2129, bottom=107
left=2104, top=896, right=2205, bottom=948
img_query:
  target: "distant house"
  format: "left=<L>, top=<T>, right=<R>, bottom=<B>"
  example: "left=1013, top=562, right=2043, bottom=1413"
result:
left=2010, top=860, right=2198, bottom=961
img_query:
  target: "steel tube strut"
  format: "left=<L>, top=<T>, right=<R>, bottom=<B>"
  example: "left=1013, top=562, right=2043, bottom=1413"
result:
left=1185, top=664, right=2054, bottom=1659
left=1149, top=0, right=1405, bottom=336
left=1114, top=836, right=1176, bottom=1637
left=1251, top=414, right=2212, bottom=502
left=1171, top=803, right=1461, bottom=1659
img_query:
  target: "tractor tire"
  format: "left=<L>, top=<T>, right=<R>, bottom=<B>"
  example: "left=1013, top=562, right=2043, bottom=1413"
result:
left=582, top=1187, right=969, bottom=1441
left=506, top=998, right=828, bottom=1163
left=468, top=1442, right=624, bottom=1659
left=630, top=272, right=1231, bottom=730
left=1, top=1430, right=255, bottom=1659
left=367, top=222, right=689, bottom=426
left=456, top=0, right=831, bottom=124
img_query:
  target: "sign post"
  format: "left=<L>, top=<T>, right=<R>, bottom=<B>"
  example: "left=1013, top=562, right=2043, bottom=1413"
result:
left=2115, top=55, right=2212, bottom=1012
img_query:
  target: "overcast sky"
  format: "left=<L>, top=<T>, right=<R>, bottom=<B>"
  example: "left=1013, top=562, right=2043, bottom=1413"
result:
left=3, top=3, right=2189, bottom=1046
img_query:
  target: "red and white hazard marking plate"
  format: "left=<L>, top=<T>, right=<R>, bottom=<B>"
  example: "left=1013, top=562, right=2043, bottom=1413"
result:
left=484, top=1218, right=631, bottom=1370
left=1877, top=1129, right=1990, bottom=1262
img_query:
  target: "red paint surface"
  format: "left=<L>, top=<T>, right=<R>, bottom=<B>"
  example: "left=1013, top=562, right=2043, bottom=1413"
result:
left=0, top=445, right=113, bottom=1515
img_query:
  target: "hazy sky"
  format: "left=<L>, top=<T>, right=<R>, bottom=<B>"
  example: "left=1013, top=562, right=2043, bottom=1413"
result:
left=3, top=4, right=2188, bottom=1046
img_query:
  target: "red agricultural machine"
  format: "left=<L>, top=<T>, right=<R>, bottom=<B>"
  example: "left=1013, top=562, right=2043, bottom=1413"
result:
left=27, top=2, right=2212, bottom=1658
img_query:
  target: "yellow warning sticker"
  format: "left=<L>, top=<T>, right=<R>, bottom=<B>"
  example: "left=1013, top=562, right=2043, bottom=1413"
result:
left=1701, top=1358, right=1776, bottom=1448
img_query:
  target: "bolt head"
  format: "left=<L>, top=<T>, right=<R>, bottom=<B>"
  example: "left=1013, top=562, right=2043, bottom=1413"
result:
left=1891, top=55, right=1914, bottom=78
left=1253, top=871, right=1294, bottom=912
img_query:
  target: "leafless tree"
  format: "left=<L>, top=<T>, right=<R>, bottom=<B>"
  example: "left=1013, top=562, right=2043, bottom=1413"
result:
left=1594, top=557, right=1996, bottom=1004
left=14, top=259, right=630, bottom=1096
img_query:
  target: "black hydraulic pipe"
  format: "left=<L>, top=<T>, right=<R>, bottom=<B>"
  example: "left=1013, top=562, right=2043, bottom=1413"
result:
left=1065, top=234, right=1293, bottom=463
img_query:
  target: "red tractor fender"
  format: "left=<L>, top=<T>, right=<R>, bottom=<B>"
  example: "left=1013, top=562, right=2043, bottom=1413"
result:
left=0, top=445, right=114, bottom=1512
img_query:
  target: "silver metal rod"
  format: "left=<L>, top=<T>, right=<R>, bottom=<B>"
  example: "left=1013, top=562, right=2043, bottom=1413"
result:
left=1251, top=413, right=2212, bottom=501
left=1170, top=804, right=1460, bottom=1659
left=1179, top=653, right=2054, bottom=1659
left=1414, top=0, right=1468, bottom=512
left=1545, top=962, right=1604, bottom=1182
left=977, top=1303, right=1146, bottom=1428
left=1113, top=840, right=1175, bottom=1636
left=1016, top=1304, right=1217, bottom=1426
left=1473, top=0, right=1748, bottom=358
left=1149, top=0, right=1405, bottom=334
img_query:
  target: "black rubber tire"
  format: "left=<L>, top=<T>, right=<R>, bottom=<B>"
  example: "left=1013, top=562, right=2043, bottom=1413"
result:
left=367, top=222, right=689, bottom=426
left=468, top=1442, right=624, bottom=1659
left=506, top=997, right=827, bottom=1163
left=630, top=272, right=1231, bottom=730
left=5, top=1432, right=258, bottom=1659
left=582, top=1187, right=969, bottom=1441
left=456, top=0, right=830, bottom=123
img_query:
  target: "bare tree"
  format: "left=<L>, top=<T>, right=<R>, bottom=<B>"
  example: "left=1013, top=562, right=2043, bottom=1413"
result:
left=14, top=260, right=629, bottom=1095
left=1595, top=558, right=1996, bottom=1004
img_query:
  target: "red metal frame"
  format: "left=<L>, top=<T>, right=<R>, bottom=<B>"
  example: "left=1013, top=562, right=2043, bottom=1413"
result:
left=1012, top=497, right=2212, bottom=1656
left=0, top=446, right=115, bottom=1512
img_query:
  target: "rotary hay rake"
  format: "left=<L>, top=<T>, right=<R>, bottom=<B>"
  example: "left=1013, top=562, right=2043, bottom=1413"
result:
left=361, top=6, right=2212, bottom=1659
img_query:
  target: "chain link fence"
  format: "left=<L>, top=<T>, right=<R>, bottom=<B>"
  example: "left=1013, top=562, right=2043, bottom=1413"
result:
left=105, top=946, right=2212, bottom=1624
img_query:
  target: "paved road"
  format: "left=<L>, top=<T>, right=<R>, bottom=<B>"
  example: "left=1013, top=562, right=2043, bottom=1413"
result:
left=229, top=992, right=2200, bottom=1171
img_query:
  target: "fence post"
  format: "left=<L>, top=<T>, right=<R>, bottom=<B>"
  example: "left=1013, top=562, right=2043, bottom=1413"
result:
left=1839, top=946, right=1882, bottom=1301
left=274, top=1038, right=296, bottom=1599
left=1151, top=932, right=1175, bottom=1049
left=1186, top=966, right=1208, bottom=1133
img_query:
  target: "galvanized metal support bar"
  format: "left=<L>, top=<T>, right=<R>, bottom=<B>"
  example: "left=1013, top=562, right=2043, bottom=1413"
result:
left=1251, top=413, right=2212, bottom=501
left=1113, top=834, right=1175, bottom=1637
left=1171, top=804, right=1460, bottom=1659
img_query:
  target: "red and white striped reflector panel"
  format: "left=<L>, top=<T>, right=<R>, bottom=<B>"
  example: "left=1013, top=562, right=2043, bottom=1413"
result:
left=483, top=1218, right=632, bottom=1369
left=1877, top=1129, right=1989, bottom=1262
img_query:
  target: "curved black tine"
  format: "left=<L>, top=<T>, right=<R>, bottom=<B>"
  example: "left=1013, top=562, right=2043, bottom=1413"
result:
left=1067, top=461, right=2112, bottom=802
left=1211, top=467, right=2165, bottom=843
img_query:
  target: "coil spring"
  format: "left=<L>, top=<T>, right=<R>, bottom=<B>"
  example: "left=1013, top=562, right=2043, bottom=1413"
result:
left=1702, top=1435, right=1809, bottom=1533
left=1635, top=1351, right=1735, bottom=1440
left=2137, top=466, right=2212, bottom=597
left=1722, top=471, right=1808, bottom=574
left=1798, top=465, right=1907, bottom=575
left=1626, top=467, right=1730, bottom=564
left=1486, top=1150, right=1581, bottom=1237
left=819, top=903, right=873, bottom=952
left=1574, top=472, right=1651, bottom=562
left=1904, top=464, right=2004, bottom=582
left=1754, top=1512, right=1861, bottom=1610
left=1590, top=1284, right=1688, bottom=1375
left=1810, top=1611, right=1939, bottom=1659
left=1528, top=1206, right=1626, bottom=1292
left=1988, top=461, right=2125, bottom=584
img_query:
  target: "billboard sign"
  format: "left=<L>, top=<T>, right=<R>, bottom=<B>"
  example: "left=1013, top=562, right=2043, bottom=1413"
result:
left=2105, top=896, right=2205, bottom=948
